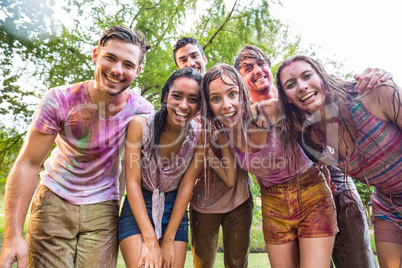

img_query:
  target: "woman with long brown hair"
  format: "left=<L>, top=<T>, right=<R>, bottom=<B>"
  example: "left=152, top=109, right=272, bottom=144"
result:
left=119, top=67, right=236, bottom=268
left=276, top=55, right=401, bottom=267
left=200, top=63, right=338, bottom=268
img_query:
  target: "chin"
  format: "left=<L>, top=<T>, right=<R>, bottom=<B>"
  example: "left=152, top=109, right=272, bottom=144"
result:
left=304, top=105, right=320, bottom=114
left=222, top=119, right=238, bottom=128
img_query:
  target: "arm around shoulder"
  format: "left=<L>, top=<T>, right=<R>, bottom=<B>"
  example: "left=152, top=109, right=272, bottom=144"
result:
left=353, top=67, right=392, bottom=93
left=375, top=81, right=402, bottom=129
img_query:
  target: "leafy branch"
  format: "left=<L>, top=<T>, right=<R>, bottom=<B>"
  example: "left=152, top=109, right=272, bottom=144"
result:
left=202, top=0, right=238, bottom=50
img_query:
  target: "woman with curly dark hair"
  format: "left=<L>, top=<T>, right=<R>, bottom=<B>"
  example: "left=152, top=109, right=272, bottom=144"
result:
left=119, top=67, right=235, bottom=268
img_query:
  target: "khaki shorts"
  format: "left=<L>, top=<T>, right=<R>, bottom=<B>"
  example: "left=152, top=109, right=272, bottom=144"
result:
left=261, top=165, right=338, bottom=245
left=27, top=184, right=119, bottom=268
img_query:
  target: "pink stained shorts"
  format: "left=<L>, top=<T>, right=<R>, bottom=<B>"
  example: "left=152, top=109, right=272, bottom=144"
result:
left=260, top=165, right=338, bottom=245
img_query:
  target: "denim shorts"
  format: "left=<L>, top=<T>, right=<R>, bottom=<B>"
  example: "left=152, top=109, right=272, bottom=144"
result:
left=118, top=189, right=189, bottom=243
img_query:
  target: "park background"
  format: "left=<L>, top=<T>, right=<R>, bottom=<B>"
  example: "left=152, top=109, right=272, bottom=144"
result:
left=1, top=0, right=400, bottom=266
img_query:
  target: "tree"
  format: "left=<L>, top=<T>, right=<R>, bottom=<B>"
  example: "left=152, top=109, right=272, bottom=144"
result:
left=0, top=0, right=306, bottom=186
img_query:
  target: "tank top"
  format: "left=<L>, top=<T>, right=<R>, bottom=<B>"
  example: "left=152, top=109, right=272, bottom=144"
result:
left=224, top=107, right=312, bottom=188
left=140, top=114, right=199, bottom=239
left=312, top=100, right=401, bottom=195
left=312, top=99, right=401, bottom=227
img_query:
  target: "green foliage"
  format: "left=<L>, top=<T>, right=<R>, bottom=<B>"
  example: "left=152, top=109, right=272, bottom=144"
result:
left=0, top=0, right=334, bottom=218
left=352, top=178, right=374, bottom=206
left=370, top=233, right=376, bottom=253
left=2, top=0, right=305, bottom=111
left=0, top=0, right=307, bottom=183
left=192, top=0, right=301, bottom=69
left=249, top=173, right=262, bottom=222
left=0, top=129, right=25, bottom=190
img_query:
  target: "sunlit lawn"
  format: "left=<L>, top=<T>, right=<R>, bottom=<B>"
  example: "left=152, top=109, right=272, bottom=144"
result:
left=115, top=250, right=270, bottom=268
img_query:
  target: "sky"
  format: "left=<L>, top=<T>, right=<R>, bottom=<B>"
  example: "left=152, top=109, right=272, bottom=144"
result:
left=270, top=0, right=402, bottom=84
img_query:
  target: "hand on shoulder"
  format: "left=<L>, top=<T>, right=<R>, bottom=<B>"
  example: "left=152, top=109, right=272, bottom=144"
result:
left=359, top=80, right=401, bottom=127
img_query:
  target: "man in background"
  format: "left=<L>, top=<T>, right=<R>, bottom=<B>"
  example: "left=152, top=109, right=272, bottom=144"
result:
left=173, top=37, right=253, bottom=268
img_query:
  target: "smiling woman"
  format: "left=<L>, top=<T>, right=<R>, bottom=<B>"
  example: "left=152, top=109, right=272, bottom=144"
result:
left=118, top=67, right=237, bottom=268
left=276, top=55, right=402, bottom=268
left=207, top=75, right=240, bottom=128
left=119, top=68, right=203, bottom=268
left=164, top=78, right=200, bottom=128
left=279, top=60, right=326, bottom=113
left=201, top=63, right=338, bottom=268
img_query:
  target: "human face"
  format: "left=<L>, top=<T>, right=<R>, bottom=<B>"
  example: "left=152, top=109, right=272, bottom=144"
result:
left=239, top=58, right=273, bottom=95
left=208, top=75, right=240, bottom=128
left=92, top=39, right=141, bottom=97
left=175, top=44, right=207, bottom=75
left=165, top=78, right=200, bottom=128
left=279, top=60, right=326, bottom=114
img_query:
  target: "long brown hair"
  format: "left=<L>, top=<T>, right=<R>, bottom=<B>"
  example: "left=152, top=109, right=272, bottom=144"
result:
left=276, top=55, right=401, bottom=202
left=275, top=56, right=357, bottom=158
left=145, top=67, right=202, bottom=157
left=200, top=63, right=252, bottom=134
left=199, top=63, right=253, bottom=194
left=276, top=55, right=356, bottom=127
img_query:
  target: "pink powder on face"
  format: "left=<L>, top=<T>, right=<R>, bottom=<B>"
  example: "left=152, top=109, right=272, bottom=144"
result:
left=316, top=80, right=326, bottom=109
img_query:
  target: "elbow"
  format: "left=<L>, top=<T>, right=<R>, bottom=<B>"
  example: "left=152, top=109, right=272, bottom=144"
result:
left=225, top=179, right=236, bottom=188
left=226, top=183, right=235, bottom=189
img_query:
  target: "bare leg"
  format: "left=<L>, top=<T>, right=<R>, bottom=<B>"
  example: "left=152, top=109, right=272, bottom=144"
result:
left=376, top=241, right=402, bottom=268
left=119, top=234, right=143, bottom=268
left=173, top=241, right=188, bottom=268
left=266, top=240, right=299, bottom=268
left=299, top=236, right=335, bottom=268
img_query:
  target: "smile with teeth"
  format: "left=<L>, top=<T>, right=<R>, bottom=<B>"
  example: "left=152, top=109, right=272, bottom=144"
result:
left=300, top=92, right=317, bottom=102
left=105, top=74, right=121, bottom=84
left=254, top=76, right=266, bottom=82
left=174, top=110, right=189, bottom=118
left=222, top=111, right=236, bottom=118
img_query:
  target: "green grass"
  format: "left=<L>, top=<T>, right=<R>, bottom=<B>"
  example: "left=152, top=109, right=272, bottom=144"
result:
left=370, top=233, right=376, bottom=253
left=116, top=250, right=269, bottom=268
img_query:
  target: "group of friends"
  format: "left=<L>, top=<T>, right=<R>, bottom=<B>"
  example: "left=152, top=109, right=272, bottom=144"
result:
left=0, top=25, right=400, bottom=268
